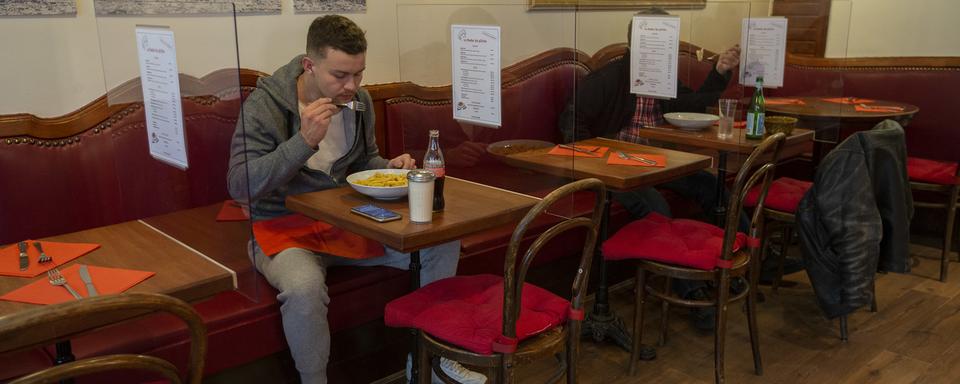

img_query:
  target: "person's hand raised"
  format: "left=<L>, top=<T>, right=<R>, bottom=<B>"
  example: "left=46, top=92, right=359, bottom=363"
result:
left=716, top=44, right=741, bottom=75
left=388, top=154, right=417, bottom=169
left=299, top=97, right=340, bottom=148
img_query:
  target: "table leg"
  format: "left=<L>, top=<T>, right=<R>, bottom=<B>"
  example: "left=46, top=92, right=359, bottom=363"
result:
left=409, top=250, right=421, bottom=384
left=55, top=341, right=75, bottom=384
left=713, top=151, right=729, bottom=226
left=582, top=191, right=656, bottom=360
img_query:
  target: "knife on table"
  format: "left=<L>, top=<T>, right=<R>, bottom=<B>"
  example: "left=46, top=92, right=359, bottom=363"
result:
left=79, top=264, right=99, bottom=297
left=558, top=144, right=600, bottom=155
left=17, top=241, right=28, bottom=271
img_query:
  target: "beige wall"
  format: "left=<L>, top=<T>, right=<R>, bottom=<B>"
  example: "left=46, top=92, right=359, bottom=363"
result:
left=826, top=0, right=960, bottom=58
left=6, top=0, right=955, bottom=117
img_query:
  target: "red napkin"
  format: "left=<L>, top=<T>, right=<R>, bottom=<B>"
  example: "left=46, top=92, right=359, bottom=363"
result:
left=0, top=264, right=154, bottom=305
left=765, top=98, right=806, bottom=106
left=0, top=241, right=100, bottom=278
left=713, top=120, right=747, bottom=128
left=216, top=200, right=249, bottom=222
left=606, top=153, right=667, bottom=167
left=854, top=105, right=905, bottom=113
left=822, top=97, right=875, bottom=104
left=253, top=214, right=385, bottom=259
left=547, top=145, right=610, bottom=158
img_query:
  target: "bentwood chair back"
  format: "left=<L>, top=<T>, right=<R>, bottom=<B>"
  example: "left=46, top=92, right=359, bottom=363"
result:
left=0, top=293, right=206, bottom=384
left=385, top=178, right=606, bottom=383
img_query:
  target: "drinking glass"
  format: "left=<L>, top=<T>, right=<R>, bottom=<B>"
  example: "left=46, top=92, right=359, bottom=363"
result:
left=717, top=99, right=738, bottom=139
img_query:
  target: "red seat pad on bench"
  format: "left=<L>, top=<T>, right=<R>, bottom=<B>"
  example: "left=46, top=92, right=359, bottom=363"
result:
left=46, top=265, right=408, bottom=381
left=744, top=177, right=812, bottom=213
left=603, top=213, right=746, bottom=270
left=385, top=274, right=569, bottom=355
left=907, top=156, right=959, bottom=185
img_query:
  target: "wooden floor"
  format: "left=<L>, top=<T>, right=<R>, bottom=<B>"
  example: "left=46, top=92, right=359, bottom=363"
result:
left=209, top=242, right=960, bottom=384
left=513, top=243, right=960, bottom=384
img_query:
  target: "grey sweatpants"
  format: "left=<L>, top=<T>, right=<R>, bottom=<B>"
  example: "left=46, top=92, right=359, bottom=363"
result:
left=251, top=240, right=461, bottom=384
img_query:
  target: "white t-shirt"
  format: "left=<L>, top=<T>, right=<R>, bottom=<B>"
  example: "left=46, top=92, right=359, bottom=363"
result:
left=300, top=102, right=350, bottom=174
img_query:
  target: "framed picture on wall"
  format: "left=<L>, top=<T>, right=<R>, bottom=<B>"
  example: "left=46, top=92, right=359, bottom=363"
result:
left=529, top=0, right=706, bottom=10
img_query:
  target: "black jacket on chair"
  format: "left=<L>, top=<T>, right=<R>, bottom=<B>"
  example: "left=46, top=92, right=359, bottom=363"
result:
left=797, top=119, right=913, bottom=319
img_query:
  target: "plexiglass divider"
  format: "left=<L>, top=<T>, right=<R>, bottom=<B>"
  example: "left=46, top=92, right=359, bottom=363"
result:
left=395, top=1, right=581, bottom=229
left=94, top=1, right=259, bottom=302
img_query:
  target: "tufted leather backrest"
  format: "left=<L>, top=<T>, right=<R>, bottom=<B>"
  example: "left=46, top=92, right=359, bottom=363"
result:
left=0, top=89, right=251, bottom=245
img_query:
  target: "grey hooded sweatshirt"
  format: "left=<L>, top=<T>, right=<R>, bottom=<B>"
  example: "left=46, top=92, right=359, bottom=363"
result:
left=227, top=55, right=387, bottom=220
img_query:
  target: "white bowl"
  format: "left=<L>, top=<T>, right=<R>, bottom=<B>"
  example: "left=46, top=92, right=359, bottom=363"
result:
left=664, top=112, right=719, bottom=131
left=346, top=169, right=410, bottom=200
left=486, top=139, right=554, bottom=157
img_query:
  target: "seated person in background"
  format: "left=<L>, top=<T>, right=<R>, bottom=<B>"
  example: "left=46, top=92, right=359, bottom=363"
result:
left=560, top=9, right=797, bottom=329
left=227, top=15, right=484, bottom=384
left=560, top=8, right=740, bottom=224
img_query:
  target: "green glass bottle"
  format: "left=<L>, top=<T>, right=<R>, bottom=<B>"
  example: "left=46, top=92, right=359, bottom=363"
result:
left=746, top=76, right=765, bottom=140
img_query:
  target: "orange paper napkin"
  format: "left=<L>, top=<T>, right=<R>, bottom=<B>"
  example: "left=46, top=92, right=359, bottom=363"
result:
left=0, top=264, right=155, bottom=305
left=547, top=145, right=610, bottom=158
left=822, top=97, right=875, bottom=104
left=216, top=200, right=250, bottom=222
left=253, top=213, right=385, bottom=260
left=765, top=98, right=806, bottom=106
left=607, top=153, right=667, bottom=167
left=0, top=240, right=100, bottom=278
left=854, top=105, right=905, bottom=113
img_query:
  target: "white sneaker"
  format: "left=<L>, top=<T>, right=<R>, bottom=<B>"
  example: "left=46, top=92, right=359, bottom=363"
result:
left=405, top=355, right=487, bottom=384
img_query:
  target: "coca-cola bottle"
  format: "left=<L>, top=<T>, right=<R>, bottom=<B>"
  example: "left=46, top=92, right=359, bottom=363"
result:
left=423, top=130, right=445, bottom=211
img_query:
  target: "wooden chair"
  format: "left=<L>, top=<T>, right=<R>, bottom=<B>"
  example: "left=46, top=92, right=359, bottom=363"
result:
left=906, top=156, right=960, bottom=281
left=603, top=133, right=787, bottom=384
left=0, top=293, right=206, bottom=384
left=744, top=177, right=812, bottom=291
left=385, top=178, right=606, bottom=383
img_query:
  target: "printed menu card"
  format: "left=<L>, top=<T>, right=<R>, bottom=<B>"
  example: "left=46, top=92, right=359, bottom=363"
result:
left=629, top=15, right=681, bottom=99
left=451, top=24, right=502, bottom=128
left=135, top=25, right=189, bottom=170
left=739, top=17, right=788, bottom=88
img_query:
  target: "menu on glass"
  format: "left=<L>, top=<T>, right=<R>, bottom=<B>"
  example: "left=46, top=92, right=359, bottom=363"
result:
left=451, top=24, right=501, bottom=128
left=739, top=17, right=788, bottom=88
left=629, top=15, right=680, bottom=99
left=135, top=25, right=189, bottom=170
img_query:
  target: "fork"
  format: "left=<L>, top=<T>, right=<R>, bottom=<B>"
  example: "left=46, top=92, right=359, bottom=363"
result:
left=47, top=268, right=82, bottom=300
left=336, top=100, right=367, bottom=112
left=616, top=151, right=658, bottom=166
left=33, top=242, right=52, bottom=264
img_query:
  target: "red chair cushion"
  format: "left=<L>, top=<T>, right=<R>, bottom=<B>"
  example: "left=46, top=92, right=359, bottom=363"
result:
left=384, top=274, right=570, bottom=355
left=743, top=177, right=813, bottom=213
left=907, top=156, right=959, bottom=185
left=602, top=213, right=746, bottom=270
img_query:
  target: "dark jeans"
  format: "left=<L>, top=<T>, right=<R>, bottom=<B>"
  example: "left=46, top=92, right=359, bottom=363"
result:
left=612, top=170, right=750, bottom=298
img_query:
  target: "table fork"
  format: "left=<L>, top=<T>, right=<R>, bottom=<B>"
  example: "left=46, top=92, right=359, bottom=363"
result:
left=615, top=151, right=658, bottom=165
left=336, top=100, right=367, bottom=112
left=48, top=268, right=82, bottom=300
left=33, top=241, right=52, bottom=264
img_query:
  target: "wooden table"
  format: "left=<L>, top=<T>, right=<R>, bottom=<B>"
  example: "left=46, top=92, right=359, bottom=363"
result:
left=766, top=96, right=918, bottom=163
left=0, top=219, right=236, bottom=365
left=618, top=124, right=815, bottom=223
left=286, top=176, right=539, bottom=383
left=0, top=220, right=235, bottom=315
left=496, top=137, right=714, bottom=192
left=496, top=137, right=713, bottom=355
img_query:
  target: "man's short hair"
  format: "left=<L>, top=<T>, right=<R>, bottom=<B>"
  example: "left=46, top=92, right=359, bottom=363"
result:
left=628, top=8, right=670, bottom=43
left=306, top=15, right=367, bottom=58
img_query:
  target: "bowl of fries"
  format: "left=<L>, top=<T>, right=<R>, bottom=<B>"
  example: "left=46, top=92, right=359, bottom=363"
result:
left=346, top=169, right=411, bottom=200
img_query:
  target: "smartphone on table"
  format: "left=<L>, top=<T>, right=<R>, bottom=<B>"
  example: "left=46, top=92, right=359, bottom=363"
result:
left=351, top=204, right=402, bottom=222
